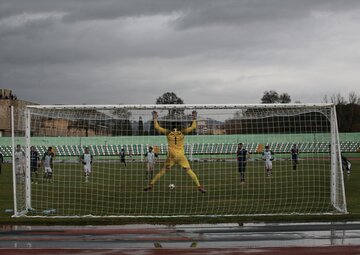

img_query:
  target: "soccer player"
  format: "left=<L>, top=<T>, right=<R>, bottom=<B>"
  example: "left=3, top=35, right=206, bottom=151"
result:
left=30, top=146, right=40, bottom=184
left=42, top=147, right=55, bottom=182
left=80, top=147, right=93, bottom=182
left=14, top=144, right=25, bottom=182
left=119, top=148, right=126, bottom=167
left=290, top=144, right=299, bottom=170
left=144, top=146, right=158, bottom=181
left=236, top=143, right=249, bottom=183
left=341, top=154, right=351, bottom=175
left=262, top=145, right=274, bottom=177
left=144, top=110, right=206, bottom=193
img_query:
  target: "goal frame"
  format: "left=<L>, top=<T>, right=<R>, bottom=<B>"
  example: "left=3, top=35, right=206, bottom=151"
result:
left=13, top=103, right=347, bottom=217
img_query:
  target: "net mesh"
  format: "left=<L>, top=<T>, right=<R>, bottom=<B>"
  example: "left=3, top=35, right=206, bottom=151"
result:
left=12, top=104, right=346, bottom=217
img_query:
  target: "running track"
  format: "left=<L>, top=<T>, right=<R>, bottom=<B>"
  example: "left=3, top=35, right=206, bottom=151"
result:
left=1, top=222, right=360, bottom=254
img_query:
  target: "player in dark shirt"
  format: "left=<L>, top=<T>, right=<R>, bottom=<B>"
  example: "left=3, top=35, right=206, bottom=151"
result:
left=236, top=143, right=249, bottom=183
left=30, top=146, right=40, bottom=183
left=341, top=154, right=351, bottom=174
left=291, top=144, right=299, bottom=170
left=119, top=148, right=126, bottom=167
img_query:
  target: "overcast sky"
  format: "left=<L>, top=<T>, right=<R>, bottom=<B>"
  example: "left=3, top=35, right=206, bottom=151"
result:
left=1, top=0, right=360, bottom=105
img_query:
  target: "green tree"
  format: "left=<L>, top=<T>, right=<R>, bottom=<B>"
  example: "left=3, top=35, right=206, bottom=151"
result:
left=278, top=93, right=291, bottom=103
left=156, top=91, right=185, bottom=125
left=150, top=92, right=185, bottom=135
left=261, top=90, right=291, bottom=104
left=156, top=92, right=184, bottom=104
left=261, top=90, right=279, bottom=103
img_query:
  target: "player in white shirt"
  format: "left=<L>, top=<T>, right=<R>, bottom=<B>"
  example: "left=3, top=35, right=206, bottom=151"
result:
left=144, top=146, right=158, bottom=180
left=42, top=147, right=55, bottom=182
left=262, top=145, right=274, bottom=176
left=14, top=144, right=25, bottom=182
left=80, top=147, right=93, bottom=182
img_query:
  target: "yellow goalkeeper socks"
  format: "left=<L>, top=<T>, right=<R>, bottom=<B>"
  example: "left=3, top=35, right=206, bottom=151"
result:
left=186, top=169, right=201, bottom=187
left=150, top=168, right=167, bottom=185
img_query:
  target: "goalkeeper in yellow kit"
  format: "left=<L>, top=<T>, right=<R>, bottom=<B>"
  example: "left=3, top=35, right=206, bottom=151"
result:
left=144, top=110, right=206, bottom=193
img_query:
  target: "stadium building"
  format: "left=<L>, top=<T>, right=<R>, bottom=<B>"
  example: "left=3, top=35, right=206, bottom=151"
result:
left=0, top=88, right=36, bottom=137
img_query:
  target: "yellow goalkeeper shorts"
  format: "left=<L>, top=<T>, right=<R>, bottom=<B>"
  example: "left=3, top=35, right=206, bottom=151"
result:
left=165, top=153, right=190, bottom=169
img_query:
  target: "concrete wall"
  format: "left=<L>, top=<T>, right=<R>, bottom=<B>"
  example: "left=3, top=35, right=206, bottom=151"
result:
left=0, top=98, right=36, bottom=137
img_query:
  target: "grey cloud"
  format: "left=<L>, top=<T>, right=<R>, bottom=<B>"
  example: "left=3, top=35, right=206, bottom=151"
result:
left=0, top=0, right=183, bottom=22
left=1, top=0, right=360, bottom=105
left=2, top=0, right=360, bottom=25
left=172, top=0, right=360, bottom=29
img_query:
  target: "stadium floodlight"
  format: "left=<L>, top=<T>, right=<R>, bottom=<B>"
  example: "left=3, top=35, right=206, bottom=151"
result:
left=12, top=103, right=346, bottom=217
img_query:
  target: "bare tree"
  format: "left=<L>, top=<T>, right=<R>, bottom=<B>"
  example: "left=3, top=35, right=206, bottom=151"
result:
left=322, top=95, right=329, bottom=103
left=330, top=93, right=346, bottom=105
left=348, top=91, right=359, bottom=105
left=324, top=92, right=360, bottom=132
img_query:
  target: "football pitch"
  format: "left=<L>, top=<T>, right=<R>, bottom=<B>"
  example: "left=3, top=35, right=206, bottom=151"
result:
left=0, top=158, right=359, bottom=222
left=0, top=159, right=338, bottom=214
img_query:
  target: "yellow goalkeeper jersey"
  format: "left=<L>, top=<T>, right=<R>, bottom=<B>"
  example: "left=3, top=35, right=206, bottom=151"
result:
left=154, top=119, right=196, bottom=155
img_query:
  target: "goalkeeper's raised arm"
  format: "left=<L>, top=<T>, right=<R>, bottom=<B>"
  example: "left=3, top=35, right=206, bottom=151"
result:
left=182, top=110, right=197, bottom=134
left=153, top=111, right=169, bottom=135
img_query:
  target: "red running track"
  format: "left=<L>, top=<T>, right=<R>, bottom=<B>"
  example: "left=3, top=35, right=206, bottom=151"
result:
left=1, top=222, right=360, bottom=254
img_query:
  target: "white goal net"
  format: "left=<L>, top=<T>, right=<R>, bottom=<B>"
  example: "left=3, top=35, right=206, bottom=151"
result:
left=12, top=104, right=346, bottom=217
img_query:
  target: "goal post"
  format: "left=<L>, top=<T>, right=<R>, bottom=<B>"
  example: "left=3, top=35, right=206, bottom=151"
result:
left=330, top=106, right=346, bottom=213
left=13, top=103, right=347, bottom=217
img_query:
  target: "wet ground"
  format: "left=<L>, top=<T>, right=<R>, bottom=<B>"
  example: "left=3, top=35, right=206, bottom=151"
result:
left=1, top=222, right=360, bottom=254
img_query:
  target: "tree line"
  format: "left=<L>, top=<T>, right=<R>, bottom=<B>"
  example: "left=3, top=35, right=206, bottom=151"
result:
left=98, top=91, right=360, bottom=136
left=260, top=90, right=360, bottom=132
left=138, top=91, right=360, bottom=135
left=322, top=92, right=360, bottom=132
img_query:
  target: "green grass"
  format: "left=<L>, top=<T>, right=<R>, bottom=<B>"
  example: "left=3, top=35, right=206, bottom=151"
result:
left=1, top=158, right=359, bottom=225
